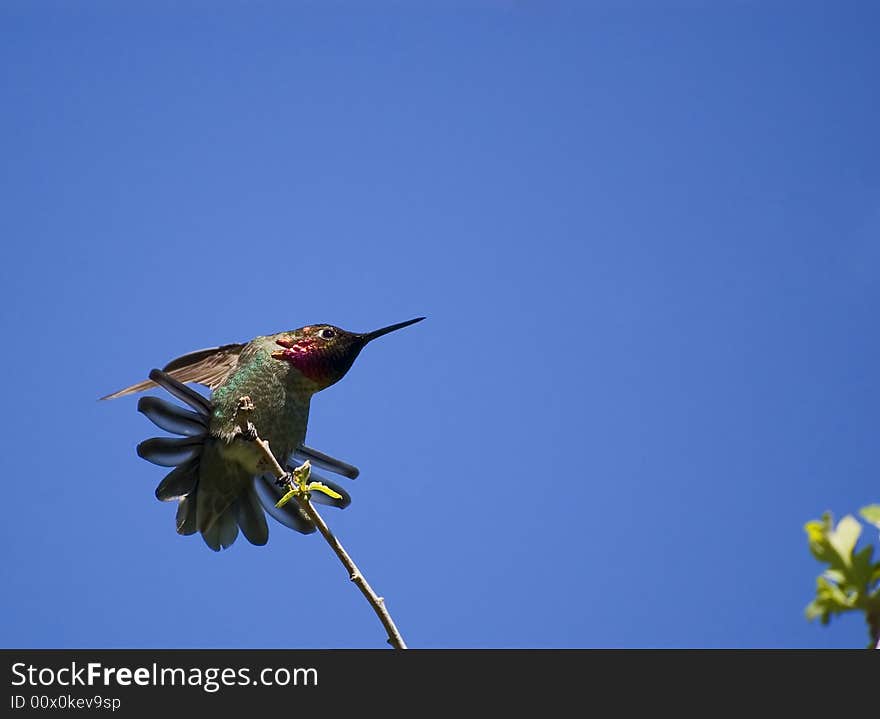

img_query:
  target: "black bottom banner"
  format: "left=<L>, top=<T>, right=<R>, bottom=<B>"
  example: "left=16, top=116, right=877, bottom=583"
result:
left=2, top=649, right=872, bottom=714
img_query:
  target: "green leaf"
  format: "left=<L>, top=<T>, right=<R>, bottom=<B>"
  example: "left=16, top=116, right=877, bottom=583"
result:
left=806, top=576, right=856, bottom=625
left=275, top=488, right=298, bottom=509
left=860, top=505, right=880, bottom=529
left=827, top=515, right=862, bottom=569
left=805, top=514, right=834, bottom=563
left=823, top=569, right=846, bottom=584
left=850, top=545, right=876, bottom=591
left=308, top=482, right=343, bottom=500
left=819, top=575, right=856, bottom=609
left=806, top=508, right=880, bottom=641
left=805, top=599, right=827, bottom=622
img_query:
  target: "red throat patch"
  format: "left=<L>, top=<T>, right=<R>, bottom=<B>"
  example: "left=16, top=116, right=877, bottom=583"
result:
left=271, top=337, right=328, bottom=383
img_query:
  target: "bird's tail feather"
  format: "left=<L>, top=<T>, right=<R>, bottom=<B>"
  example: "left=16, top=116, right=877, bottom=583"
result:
left=146, top=368, right=212, bottom=415
left=138, top=396, right=207, bottom=437
left=235, top=488, right=269, bottom=545
left=201, top=508, right=239, bottom=551
left=293, top=446, right=360, bottom=480
left=153, top=457, right=199, bottom=501
left=176, top=493, right=198, bottom=535
left=170, top=478, right=259, bottom=552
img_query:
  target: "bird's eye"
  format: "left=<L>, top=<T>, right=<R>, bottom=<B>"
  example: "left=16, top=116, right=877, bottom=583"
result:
left=319, top=328, right=336, bottom=340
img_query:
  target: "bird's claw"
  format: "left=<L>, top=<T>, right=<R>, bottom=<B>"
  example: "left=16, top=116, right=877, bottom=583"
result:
left=275, top=471, right=294, bottom=489
left=242, top=421, right=259, bottom=441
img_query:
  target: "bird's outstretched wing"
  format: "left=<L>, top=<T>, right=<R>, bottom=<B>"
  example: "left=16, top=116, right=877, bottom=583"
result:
left=100, top=343, right=245, bottom=400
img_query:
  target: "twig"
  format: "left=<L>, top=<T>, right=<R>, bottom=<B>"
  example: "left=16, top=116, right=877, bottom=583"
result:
left=294, top=484, right=408, bottom=650
left=235, top=397, right=408, bottom=649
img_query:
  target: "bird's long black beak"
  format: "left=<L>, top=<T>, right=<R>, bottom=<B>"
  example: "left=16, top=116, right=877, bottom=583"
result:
left=362, top=317, right=425, bottom=344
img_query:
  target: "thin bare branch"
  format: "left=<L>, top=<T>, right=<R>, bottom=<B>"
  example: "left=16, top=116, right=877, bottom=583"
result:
left=235, top=395, right=407, bottom=649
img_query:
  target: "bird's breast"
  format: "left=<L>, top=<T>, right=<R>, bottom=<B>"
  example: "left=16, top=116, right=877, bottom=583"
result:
left=209, top=351, right=314, bottom=469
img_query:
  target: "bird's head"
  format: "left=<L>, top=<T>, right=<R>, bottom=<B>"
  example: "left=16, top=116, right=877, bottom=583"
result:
left=272, top=317, right=425, bottom=390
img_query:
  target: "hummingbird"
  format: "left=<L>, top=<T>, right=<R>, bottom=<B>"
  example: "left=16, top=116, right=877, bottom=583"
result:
left=102, top=317, right=424, bottom=551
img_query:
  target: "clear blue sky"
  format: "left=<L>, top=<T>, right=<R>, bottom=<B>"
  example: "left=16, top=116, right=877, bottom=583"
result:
left=2, top=2, right=878, bottom=648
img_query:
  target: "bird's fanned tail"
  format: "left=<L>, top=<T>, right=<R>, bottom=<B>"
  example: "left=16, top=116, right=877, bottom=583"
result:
left=135, top=369, right=357, bottom=551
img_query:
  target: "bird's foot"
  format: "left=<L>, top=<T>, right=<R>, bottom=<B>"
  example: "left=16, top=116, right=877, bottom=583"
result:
left=275, top=471, right=294, bottom=489
left=234, top=397, right=259, bottom=439
left=237, top=396, right=255, bottom=412
left=242, top=421, right=259, bottom=442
